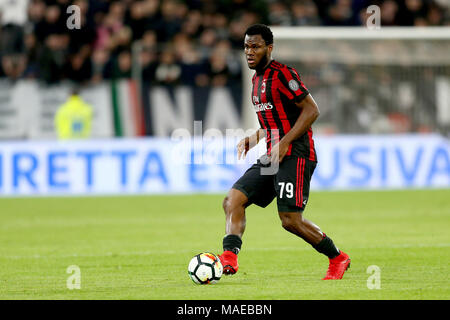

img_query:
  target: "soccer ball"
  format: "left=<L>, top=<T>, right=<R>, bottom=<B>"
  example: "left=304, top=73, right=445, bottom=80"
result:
left=188, top=252, right=223, bottom=284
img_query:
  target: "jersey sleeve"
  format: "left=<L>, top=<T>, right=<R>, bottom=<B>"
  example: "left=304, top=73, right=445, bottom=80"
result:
left=277, top=67, right=309, bottom=103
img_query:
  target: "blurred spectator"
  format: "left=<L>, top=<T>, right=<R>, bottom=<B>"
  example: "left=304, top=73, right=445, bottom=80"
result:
left=55, top=88, right=93, bottom=139
left=113, top=50, right=132, bottom=78
left=0, top=0, right=448, bottom=86
left=326, top=0, right=359, bottom=26
left=0, top=0, right=448, bottom=136
left=227, top=17, right=247, bottom=49
left=140, top=46, right=158, bottom=82
left=427, top=3, right=445, bottom=26
left=155, top=46, right=181, bottom=84
left=91, top=48, right=111, bottom=82
left=0, top=0, right=28, bottom=54
left=212, top=13, right=229, bottom=39
left=139, top=29, right=159, bottom=81
left=94, top=7, right=124, bottom=51
left=268, top=1, right=292, bottom=26
left=27, top=0, right=46, bottom=26
left=0, top=0, right=29, bottom=80
left=198, top=28, right=217, bottom=59
left=181, top=9, right=203, bottom=38
left=215, top=38, right=241, bottom=82
left=63, top=51, right=92, bottom=84
left=379, top=0, right=399, bottom=26
left=109, top=26, right=133, bottom=55
left=158, top=0, right=187, bottom=42
left=33, top=5, right=66, bottom=42
left=397, top=0, right=427, bottom=26
left=38, top=33, right=69, bottom=83
left=178, top=41, right=209, bottom=86
left=126, top=0, right=160, bottom=41
left=1, top=52, right=27, bottom=80
left=208, top=44, right=231, bottom=86
left=291, top=0, right=321, bottom=26
left=22, top=31, right=39, bottom=77
left=142, top=29, right=158, bottom=50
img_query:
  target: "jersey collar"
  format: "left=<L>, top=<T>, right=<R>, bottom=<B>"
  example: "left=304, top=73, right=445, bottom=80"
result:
left=256, top=59, right=274, bottom=75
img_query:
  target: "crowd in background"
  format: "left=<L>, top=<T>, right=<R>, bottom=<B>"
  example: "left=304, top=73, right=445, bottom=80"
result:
left=0, top=0, right=449, bottom=85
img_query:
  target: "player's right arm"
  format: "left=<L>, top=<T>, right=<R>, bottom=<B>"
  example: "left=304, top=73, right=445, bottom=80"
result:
left=237, top=128, right=266, bottom=159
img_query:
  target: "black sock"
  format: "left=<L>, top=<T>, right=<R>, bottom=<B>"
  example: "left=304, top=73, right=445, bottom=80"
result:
left=313, top=234, right=340, bottom=259
left=223, top=234, right=242, bottom=255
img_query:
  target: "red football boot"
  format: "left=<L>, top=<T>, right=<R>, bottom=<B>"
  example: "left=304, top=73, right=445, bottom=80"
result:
left=219, top=250, right=239, bottom=275
left=322, top=251, right=351, bottom=280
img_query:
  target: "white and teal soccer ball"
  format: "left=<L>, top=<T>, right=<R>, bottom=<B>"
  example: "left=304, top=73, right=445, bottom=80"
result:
left=188, top=252, right=223, bottom=285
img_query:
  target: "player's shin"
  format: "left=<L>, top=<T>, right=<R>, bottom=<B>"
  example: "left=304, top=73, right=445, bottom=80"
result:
left=222, top=234, right=242, bottom=255
left=220, top=234, right=241, bottom=275
left=312, top=233, right=340, bottom=259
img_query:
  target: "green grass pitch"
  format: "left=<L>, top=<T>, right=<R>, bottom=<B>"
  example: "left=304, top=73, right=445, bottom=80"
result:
left=0, top=189, right=449, bottom=300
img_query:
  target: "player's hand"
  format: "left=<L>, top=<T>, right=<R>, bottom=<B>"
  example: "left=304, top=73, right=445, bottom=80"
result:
left=237, top=137, right=250, bottom=160
left=270, top=140, right=290, bottom=163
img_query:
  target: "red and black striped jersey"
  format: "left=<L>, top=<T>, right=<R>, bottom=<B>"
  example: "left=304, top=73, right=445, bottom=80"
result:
left=251, top=59, right=317, bottom=162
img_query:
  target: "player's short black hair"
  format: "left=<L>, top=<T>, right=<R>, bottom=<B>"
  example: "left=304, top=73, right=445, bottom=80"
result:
left=245, top=24, right=273, bottom=45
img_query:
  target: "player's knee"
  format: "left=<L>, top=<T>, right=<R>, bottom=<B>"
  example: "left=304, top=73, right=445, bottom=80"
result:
left=222, top=195, right=240, bottom=215
left=279, top=212, right=295, bottom=231
left=222, top=196, right=229, bottom=213
left=223, top=189, right=247, bottom=214
left=281, top=219, right=291, bottom=231
left=279, top=212, right=304, bottom=232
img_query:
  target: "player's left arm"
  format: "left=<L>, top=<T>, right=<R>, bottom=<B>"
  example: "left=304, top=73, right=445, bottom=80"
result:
left=271, top=94, right=320, bottom=163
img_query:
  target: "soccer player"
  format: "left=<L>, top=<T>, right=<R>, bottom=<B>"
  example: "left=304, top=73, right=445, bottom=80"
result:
left=218, top=24, right=350, bottom=280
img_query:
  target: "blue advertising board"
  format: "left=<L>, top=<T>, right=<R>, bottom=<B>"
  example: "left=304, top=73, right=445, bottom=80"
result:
left=0, top=135, right=448, bottom=196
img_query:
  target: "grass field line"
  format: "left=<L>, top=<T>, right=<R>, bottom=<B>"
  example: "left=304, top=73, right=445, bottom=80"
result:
left=2, top=243, right=449, bottom=260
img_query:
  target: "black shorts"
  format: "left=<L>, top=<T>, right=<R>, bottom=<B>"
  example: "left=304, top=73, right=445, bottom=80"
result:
left=232, top=156, right=317, bottom=212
